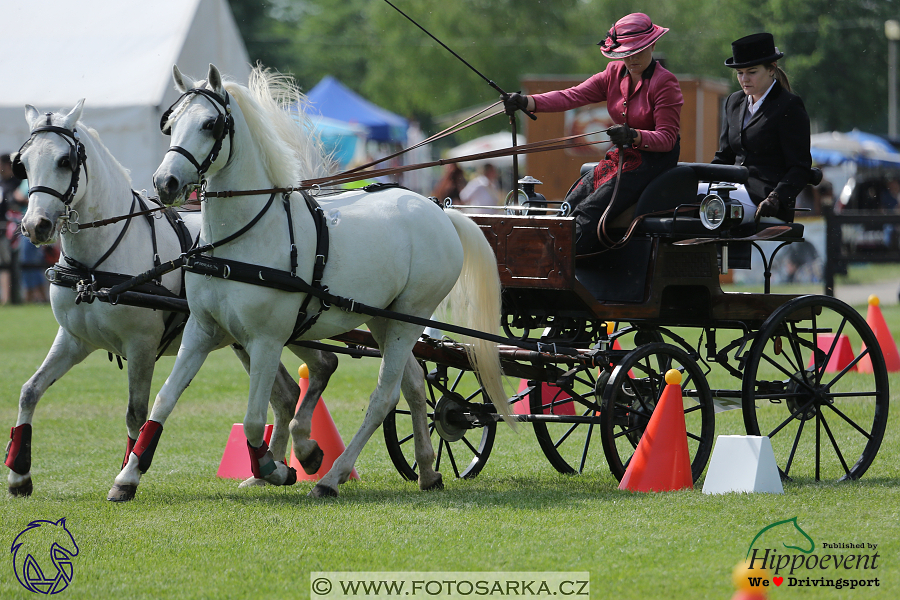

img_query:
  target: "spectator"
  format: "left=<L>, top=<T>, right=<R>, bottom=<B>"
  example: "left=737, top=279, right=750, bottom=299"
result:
left=458, top=163, right=500, bottom=211
left=1, top=153, right=27, bottom=305
left=431, top=163, right=468, bottom=205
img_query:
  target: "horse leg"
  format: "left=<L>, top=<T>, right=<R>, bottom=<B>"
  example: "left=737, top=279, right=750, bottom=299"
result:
left=108, top=317, right=224, bottom=501
left=231, top=345, right=314, bottom=487
left=120, top=344, right=157, bottom=472
left=7, top=328, right=92, bottom=497
left=310, top=318, right=421, bottom=498
left=286, top=347, right=339, bottom=475
left=240, top=340, right=298, bottom=486
left=397, top=354, right=442, bottom=491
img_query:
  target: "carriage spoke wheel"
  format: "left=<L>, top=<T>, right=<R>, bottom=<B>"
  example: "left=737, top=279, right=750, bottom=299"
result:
left=600, top=342, right=715, bottom=482
left=383, top=363, right=496, bottom=481
left=529, top=364, right=607, bottom=475
left=742, top=295, right=889, bottom=482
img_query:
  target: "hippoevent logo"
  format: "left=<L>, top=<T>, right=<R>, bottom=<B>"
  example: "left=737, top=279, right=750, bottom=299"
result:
left=739, top=517, right=880, bottom=592
left=10, top=518, right=79, bottom=594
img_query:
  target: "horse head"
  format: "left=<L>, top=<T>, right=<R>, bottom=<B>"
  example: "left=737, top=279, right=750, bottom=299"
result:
left=154, top=63, right=235, bottom=206
left=746, top=516, right=815, bottom=559
left=17, top=100, right=87, bottom=244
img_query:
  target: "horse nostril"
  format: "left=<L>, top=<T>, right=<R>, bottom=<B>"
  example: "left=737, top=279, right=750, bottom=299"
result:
left=35, top=218, right=53, bottom=241
left=165, top=176, right=180, bottom=195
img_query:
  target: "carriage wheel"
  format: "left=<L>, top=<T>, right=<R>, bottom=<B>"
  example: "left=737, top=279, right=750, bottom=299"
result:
left=382, top=363, right=496, bottom=481
left=529, top=364, right=607, bottom=475
left=741, top=295, right=889, bottom=481
left=600, top=342, right=715, bottom=482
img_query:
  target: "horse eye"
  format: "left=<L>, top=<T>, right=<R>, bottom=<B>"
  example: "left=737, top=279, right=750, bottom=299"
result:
left=58, top=156, right=71, bottom=169
left=202, top=119, right=216, bottom=132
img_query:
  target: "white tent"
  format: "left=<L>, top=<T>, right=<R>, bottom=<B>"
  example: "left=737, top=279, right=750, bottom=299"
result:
left=0, top=0, right=251, bottom=193
left=446, top=131, right=525, bottom=169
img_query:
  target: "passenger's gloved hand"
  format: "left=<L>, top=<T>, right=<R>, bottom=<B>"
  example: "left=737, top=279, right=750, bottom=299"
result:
left=502, top=93, right=529, bottom=115
left=754, top=191, right=781, bottom=223
left=608, top=124, right=637, bottom=148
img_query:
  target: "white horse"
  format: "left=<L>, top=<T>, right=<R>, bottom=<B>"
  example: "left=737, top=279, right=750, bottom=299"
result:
left=8, top=101, right=337, bottom=499
left=112, top=63, right=510, bottom=498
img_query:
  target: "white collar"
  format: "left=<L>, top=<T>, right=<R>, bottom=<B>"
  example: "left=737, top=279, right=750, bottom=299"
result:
left=747, top=79, right=777, bottom=114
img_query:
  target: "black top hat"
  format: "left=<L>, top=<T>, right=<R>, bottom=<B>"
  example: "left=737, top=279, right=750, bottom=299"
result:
left=725, top=33, right=784, bottom=68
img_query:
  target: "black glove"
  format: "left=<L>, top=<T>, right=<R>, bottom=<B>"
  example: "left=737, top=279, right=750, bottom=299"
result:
left=502, top=93, right=529, bottom=115
left=755, top=191, right=781, bottom=223
left=608, top=124, right=637, bottom=148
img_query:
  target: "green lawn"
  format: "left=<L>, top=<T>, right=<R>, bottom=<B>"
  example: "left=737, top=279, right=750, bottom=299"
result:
left=1, top=301, right=898, bottom=599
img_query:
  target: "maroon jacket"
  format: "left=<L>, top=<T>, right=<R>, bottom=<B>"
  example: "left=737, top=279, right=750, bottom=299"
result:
left=531, top=60, right=683, bottom=153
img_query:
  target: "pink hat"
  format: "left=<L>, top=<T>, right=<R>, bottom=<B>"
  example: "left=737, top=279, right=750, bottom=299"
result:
left=598, top=13, right=668, bottom=59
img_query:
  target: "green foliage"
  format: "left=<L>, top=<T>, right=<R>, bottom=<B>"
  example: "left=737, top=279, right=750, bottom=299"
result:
left=227, top=0, right=900, bottom=137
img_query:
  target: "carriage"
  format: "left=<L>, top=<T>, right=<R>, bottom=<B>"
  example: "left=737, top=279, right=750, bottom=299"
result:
left=8, top=65, right=888, bottom=501
left=305, top=162, right=888, bottom=486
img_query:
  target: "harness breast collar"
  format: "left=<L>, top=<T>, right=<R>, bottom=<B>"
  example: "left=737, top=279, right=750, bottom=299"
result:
left=183, top=189, right=331, bottom=341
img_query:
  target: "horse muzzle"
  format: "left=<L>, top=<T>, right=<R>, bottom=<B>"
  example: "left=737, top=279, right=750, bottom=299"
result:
left=154, top=172, right=192, bottom=206
left=20, top=211, right=57, bottom=245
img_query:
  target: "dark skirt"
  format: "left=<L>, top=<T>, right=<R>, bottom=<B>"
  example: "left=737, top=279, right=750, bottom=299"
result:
left=566, top=140, right=680, bottom=254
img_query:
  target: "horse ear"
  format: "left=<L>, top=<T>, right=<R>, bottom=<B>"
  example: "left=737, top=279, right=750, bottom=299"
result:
left=173, top=65, right=194, bottom=93
left=63, top=99, right=85, bottom=130
left=207, top=63, right=224, bottom=94
left=24, top=104, right=41, bottom=129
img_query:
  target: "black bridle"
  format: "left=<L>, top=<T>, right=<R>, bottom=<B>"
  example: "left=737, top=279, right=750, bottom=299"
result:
left=12, top=113, right=88, bottom=207
left=159, top=87, right=234, bottom=179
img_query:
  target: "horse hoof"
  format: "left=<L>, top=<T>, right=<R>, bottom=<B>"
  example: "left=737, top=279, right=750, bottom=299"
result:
left=283, top=466, right=298, bottom=486
left=107, top=484, right=137, bottom=502
left=309, top=484, right=338, bottom=498
left=238, top=477, right=267, bottom=488
left=9, top=479, right=33, bottom=498
left=300, top=445, right=324, bottom=475
left=420, top=473, right=444, bottom=491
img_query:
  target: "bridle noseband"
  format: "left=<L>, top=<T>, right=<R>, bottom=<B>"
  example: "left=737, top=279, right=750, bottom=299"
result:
left=13, top=113, right=88, bottom=207
left=160, top=87, right=234, bottom=181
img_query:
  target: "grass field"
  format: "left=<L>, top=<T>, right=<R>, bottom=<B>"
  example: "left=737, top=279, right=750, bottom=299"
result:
left=1, top=299, right=898, bottom=599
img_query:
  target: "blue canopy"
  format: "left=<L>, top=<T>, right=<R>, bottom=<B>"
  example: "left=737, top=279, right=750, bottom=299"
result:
left=810, top=130, right=900, bottom=168
left=306, top=75, right=407, bottom=143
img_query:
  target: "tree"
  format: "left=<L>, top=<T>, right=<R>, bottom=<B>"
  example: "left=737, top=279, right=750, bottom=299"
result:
left=228, top=0, right=900, bottom=136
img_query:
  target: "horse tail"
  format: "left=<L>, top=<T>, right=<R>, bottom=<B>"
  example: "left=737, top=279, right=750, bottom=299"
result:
left=443, top=209, right=513, bottom=427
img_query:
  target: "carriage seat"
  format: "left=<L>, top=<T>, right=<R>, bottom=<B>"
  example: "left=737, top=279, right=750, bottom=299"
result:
left=578, top=162, right=817, bottom=240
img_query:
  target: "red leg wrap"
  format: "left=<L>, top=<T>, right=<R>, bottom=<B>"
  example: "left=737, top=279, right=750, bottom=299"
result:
left=132, top=421, right=163, bottom=474
left=247, top=440, right=276, bottom=479
left=122, top=436, right=137, bottom=470
left=5, top=424, right=32, bottom=475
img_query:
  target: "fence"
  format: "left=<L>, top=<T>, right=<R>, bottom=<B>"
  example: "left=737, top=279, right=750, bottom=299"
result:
left=824, top=207, right=900, bottom=296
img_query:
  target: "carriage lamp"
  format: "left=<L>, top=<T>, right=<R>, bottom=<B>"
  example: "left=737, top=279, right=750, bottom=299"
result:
left=505, top=175, right=547, bottom=215
left=699, top=193, right=743, bottom=230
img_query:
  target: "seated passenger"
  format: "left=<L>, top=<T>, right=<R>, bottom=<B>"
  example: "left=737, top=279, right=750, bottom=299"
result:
left=503, top=13, right=683, bottom=254
left=711, top=33, right=812, bottom=224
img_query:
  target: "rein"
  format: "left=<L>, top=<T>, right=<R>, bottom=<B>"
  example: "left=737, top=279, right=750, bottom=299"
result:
left=202, top=129, right=610, bottom=199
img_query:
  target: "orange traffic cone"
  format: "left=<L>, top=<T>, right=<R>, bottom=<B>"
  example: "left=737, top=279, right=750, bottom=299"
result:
left=216, top=424, right=275, bottom=479
left=618, top=369, right=693, bottom=492
left=857, top=295, right=900, bottom=373
left=807, top=334, right=855, bottom=372
left=290, top=364, right=358, bottom=481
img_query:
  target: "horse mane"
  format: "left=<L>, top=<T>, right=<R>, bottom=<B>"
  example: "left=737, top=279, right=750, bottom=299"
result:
left=223, top=67, right=335, bottom=187
left=75, top=123, right=134, bottom=188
